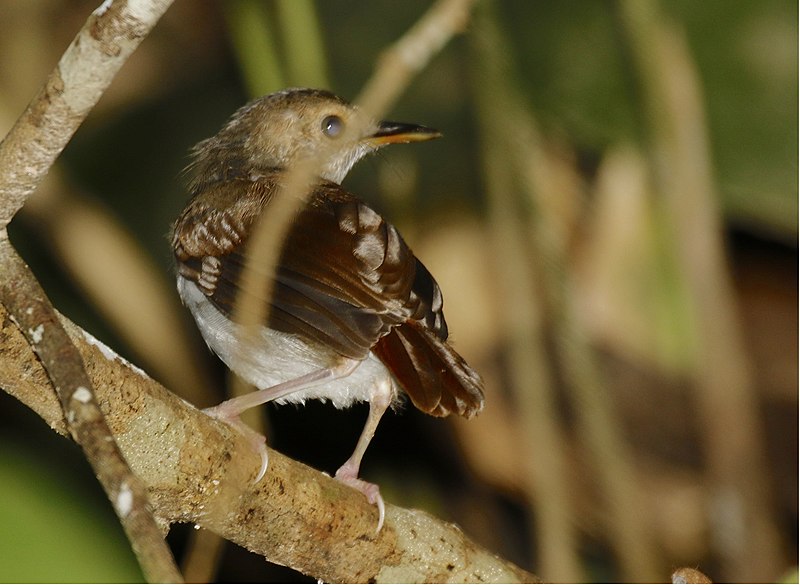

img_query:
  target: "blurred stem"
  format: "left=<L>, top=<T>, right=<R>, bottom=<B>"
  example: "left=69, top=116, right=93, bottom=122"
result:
left=222, top=0, right=280, bottom=424
left=275, top=0, right=330, bottom=88
left=181, top=528, right=226, bottom=583
left=355, top=0, right=476, bottom=121
left=470, top=4, right=582, bottom=583
left=473, top=1, right=666, bottom=581
left=202, top=1, right=290, bottom=575
left=511, top=72, right=662, bottom=585
left=224, top=0, right=285, bottom=97
left=616, top=0, right=783, bottom=580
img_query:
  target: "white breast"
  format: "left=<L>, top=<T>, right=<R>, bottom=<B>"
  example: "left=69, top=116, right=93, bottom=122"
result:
left=177, top=276, right=396, bottom=409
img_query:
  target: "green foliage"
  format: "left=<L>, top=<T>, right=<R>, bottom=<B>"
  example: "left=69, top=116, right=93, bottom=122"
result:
left=0, top=441, right=143, bottom=582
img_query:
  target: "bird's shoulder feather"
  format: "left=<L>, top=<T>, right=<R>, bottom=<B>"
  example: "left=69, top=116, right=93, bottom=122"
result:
left=172, top=175, right=444, bottom=353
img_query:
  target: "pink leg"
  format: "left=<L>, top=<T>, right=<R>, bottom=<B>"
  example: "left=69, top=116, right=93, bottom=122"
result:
left=335, top=377, right=393, bottom=532
left=207, top=359, right=361, bottom=419
left=204, top=359, right=360, bottom=482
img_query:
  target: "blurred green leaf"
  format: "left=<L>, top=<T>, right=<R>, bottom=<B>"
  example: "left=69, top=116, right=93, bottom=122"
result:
left=0, top=442, right=143, bottom=582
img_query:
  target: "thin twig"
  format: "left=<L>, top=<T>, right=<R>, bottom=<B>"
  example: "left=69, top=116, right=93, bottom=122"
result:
left=355, top=0, right=476, bottom=120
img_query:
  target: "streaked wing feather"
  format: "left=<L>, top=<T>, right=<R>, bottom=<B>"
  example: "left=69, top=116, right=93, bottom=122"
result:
left=173, top=178, right=417, bottom=358
left=172, top=174, right=484, bottom=417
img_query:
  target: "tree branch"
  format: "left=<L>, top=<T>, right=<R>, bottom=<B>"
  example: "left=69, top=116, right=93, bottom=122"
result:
left=0, top=0, right=179, bottom=580
left=0, top=234, right=182, bottom=583
left=0, top=0, right=173, bottom=228
left=0, top=301, right=537, bottom=583
left=0, top=0, right=518, bottom=580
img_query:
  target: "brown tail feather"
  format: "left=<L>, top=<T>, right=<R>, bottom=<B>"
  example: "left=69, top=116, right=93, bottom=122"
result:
left=373, top=321, right=485, bottom=418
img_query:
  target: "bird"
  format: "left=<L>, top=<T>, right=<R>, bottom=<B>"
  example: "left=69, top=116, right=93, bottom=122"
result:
left=171, top=88, right=485, bottom=530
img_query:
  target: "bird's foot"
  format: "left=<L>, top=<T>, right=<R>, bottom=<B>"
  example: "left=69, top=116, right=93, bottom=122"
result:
left=335, top=462, right=385, bottom=532
left=203, top=405, right=269, bottom=483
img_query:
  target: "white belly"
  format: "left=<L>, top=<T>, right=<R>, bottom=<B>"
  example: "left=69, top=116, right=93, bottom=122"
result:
left=177, top=276, right=395, bottom=409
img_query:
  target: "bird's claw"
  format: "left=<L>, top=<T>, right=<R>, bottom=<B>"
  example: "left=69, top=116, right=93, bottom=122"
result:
left=203, top=406, right=269, bottom=484
left=335, top=467, right=385, bottom=532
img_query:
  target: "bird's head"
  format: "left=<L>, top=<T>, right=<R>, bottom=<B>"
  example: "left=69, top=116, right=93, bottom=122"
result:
left=190, top=88, right=441, bottom=186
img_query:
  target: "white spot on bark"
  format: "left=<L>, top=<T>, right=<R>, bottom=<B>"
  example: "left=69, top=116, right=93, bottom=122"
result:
left=72, top=386, right=93, bottom=403
left=93, top=0, right=113, bottom=17
left=116, top=481, right=133, bottom=517
left=28, top=324, right=44, bottom=344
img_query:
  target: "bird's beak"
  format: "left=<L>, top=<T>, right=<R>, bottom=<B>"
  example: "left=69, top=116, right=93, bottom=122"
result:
left=366, top=121, right=442, bottom=146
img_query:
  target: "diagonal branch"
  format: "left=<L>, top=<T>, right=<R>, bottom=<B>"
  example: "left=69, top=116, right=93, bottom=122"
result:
left=0, top=233, right=181, bottom=582
left=0, top=0, right=517, bottom=581
left=0, top=301, right=538, bottom=584
left=0, top=0, right=179, bottom=581
left=0, top=0, right=173, bottom=228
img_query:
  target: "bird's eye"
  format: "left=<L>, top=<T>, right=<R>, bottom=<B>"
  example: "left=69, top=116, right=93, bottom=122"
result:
left=321, top=115, right=344, bottom=138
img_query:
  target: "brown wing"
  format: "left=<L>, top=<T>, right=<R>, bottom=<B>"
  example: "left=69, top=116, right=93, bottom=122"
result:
left=372, top=321, right=484, bottom=418
left=172, top=174, right=484, bottom=417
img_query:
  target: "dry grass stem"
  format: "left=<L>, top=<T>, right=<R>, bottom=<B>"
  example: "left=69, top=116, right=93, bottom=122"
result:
left=617, top=1, right=784, bottom=579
